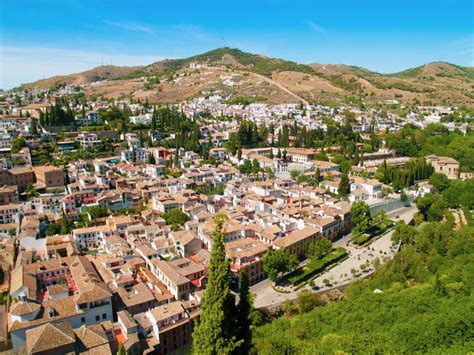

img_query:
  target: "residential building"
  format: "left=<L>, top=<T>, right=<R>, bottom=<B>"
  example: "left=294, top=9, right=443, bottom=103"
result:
left=425, top=155, right=459, bottom=179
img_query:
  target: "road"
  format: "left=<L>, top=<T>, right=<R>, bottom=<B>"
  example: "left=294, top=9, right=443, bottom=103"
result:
left=251, top=204, right=417, bottom=309
left=205, top=64, right=309, bottom=105
left=249, top=72, right=309, bottom=105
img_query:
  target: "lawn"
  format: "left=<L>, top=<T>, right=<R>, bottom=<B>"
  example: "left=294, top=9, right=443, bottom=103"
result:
left=352, top=233, right=371, bottom=245
left=287, top=247, right=347, bottom=285
left=352, top=219, right=394, bottom=246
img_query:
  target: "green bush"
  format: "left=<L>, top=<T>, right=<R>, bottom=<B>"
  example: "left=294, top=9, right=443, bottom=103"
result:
left=352, top=220, right=393, bottom=246
left=287, top=248, right=347, bottom=285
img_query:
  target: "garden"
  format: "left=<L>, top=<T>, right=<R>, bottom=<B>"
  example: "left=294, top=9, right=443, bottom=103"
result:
left=286, top=247, right=348, bottom=285
left=351, top=219, right=394, bottom=246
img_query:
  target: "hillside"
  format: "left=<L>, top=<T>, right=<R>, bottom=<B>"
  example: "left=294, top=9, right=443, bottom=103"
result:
left=22, top=65, right=140, bottom=89
left=21, top=48, right=474, bottom=106
left=254, top=190, right=474, bottom=353
left=389, top=61, right=474, bottom=80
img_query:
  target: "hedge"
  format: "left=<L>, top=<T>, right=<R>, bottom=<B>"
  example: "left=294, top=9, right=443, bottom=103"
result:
left=287, top=247, right=347, bottom=285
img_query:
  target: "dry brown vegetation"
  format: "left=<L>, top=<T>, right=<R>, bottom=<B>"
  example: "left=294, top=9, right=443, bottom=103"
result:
left=23, top=49, right=474, bottom=106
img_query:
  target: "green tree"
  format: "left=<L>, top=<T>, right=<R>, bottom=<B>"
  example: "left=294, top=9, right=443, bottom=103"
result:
left=117, top=343, right=125, bottom=355
left=372, top=209, right=386, bottom=225
left=151, top=106, right=157, bottom=132
left=351, top=201, right=372, bottom=234
left=442, top=179, right=474, bottom=209
left=290, top=170, right=299, bottom=181
left=11, top=137, right=27, bottom=154
left=162, top=208, right=189, bottom=227
left=193, top=214, right=240, bottom=354
left=251, top=159, right=260, bottom=177
left=416, top=194, right=446, bottom=222
left=314, top=168, right=321, bottom=185
left=30, top=118, right=38, bottom=136
left=306, top=238, right=332, bottom=260
left=338, top=173, right=350, bottom=196
left=239, top=160, right=253, bottom=175
left=25, top=183, right=39, bottom=199
left=235, top=268, right=252, bottom=354
left=173, top=148, right=179, bottom=167
left=45, top=222, right=60, bottom=236
left=429, top=173, right=450, bottom=192
left=295, top=290, right=322, bottom=314
left=88, top=206, right=109, bottom=220
left=147, top=153, right=156, bottom=164
left=60, top=212, right=72, bottom=235
left=392, top=221, right=418, bottom=245
left=262, top=249, right=298, bottom=282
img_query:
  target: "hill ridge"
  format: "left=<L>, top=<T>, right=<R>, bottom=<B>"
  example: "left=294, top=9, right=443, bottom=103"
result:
left=19, top=48, right=474, bottom=106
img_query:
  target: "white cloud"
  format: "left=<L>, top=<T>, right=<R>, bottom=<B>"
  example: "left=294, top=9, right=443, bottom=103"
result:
left=0, top=45, right=163, bottom=89
left=308, top=21, right=326, bottom=34
left=103, top=20, right=154, bottom=34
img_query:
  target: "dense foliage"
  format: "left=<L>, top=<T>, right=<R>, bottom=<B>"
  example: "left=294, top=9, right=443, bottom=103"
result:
left=193, top=214, right=252, bottom=354
left=39, top=98, right=75, bottom=126
left=375, top=158, right=434, bottom=190
left=350, top=201, right=371, bottom=234
left=442, top=179, right=474, bottom=209
left=161, top=208, right=189, bottom=229
left=227, top=96, right=268, bottom=105
left=262, top=249, right=298, bottom=282
left=386, top=123, right=474, bottom=171
left=253, top=189, right=474, bottom=354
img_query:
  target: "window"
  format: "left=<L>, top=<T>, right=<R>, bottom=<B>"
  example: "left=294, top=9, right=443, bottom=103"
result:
left=81, top=317, right=85, bottom=323
left=95, top=315, right=100, bottom=321
left=102, top=313, right=107, bottom=319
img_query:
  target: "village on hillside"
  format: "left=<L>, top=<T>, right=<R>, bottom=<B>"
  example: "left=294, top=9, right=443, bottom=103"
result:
left=0, top=84, right=471, bottom=354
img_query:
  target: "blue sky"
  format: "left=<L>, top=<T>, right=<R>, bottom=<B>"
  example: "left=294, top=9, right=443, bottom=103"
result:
left=1, top=0, right=473, bottom=89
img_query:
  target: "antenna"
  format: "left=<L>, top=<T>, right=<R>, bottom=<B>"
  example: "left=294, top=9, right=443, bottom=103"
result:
left=221, top=37, right=226, bottom=48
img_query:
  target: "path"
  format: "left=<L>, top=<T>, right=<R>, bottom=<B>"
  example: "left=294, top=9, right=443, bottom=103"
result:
left=205, top=65, right=309, bottom=105
left=249, top=72, right=309, bottom=105
left=251, top=204, right=417, bottom=309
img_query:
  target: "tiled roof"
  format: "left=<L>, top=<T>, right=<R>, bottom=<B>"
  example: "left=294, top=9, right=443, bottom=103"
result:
left=26, top=321, right=75, bottom=354
left=9, top=301, right=40, bottom=316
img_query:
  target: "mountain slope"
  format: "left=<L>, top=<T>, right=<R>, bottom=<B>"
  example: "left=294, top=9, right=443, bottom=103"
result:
left=23, top=65, right=141, bottom=89
left=20, top=48, right=474, bottom=106
left=388, top=61, right=474, bottom=80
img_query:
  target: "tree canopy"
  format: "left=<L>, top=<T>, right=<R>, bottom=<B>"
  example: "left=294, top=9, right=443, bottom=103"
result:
left=350, top=201, right=372, bottom=234
left=254, top=191, right=474, bottom=353
left=192, top=214, right=241, bottom=354
left=262, top=249, right=298, bottom=282
left=161, top=208, right=189, bottom=228
left=306, top=238, right=332, bottom=260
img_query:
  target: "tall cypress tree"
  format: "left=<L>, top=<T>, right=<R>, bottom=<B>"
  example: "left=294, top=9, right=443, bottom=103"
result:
left=315, top=168, right=321, bottom=185
left=235, top=268, right=252, bottom=355
left=338, top=173, right=350, bottom=196
left=39, top=111, right=45, bottom=127
left=193, top=214, right=240, bottom=354
left=30, top=118, right=38, bottom=136
left=151, top=106, right=157, bottom=132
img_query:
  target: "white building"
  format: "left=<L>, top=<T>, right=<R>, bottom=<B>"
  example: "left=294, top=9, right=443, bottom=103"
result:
left=130, top=113, right=152, bottom=125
